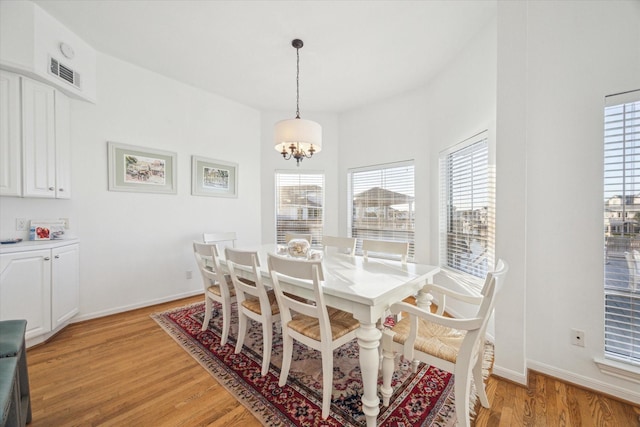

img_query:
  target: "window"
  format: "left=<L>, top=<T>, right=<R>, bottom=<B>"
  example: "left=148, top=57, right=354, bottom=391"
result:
left=603, top=89, right=640, bottom=366
left=348, top=161, right=415, bottom=259
left=439, top=131, right=494, bottom=283
left=275, top=171, right=324, bottom=246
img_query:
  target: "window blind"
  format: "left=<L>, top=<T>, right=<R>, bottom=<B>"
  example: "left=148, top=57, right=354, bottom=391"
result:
left=348, top=162, right=415, bottom=259
left=275, top=172, right=324, bottom=246
left=439, top=132, right=494, bottom=284
left=603, top=89, right=640, bottom=366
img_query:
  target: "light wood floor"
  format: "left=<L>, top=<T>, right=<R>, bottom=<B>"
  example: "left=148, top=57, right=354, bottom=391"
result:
left=25, top=296, right=640, bottom=426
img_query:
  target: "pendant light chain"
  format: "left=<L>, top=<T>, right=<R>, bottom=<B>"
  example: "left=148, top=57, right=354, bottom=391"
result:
left=295, top=45, right=300, bottom=119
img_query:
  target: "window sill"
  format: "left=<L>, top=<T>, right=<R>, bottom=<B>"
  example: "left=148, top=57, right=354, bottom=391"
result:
left=594, top=357, right=640, bottom=385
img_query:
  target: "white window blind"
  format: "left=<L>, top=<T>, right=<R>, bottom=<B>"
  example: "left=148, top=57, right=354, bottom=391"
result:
left=603, top=89, right=640, bottom=366
left=275, top=172, right=324, bottom=246
left=348, top=161, right=415, bottom=259
left=439, top=132, right=494, bottom=284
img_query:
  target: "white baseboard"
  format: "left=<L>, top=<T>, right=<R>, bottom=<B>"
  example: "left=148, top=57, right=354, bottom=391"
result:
left=492, top=364, right=528, bottom=385
left=527, top=360, right=640, bottom=404
left=70, top=290, right=202, bottom=323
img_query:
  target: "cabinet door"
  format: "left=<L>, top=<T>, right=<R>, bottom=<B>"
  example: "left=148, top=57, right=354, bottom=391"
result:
left=22, top=77, right=56, bottom=198
left=0, top=250, right=52, bottom=340
left=0, top=70, right=22, bottom=196
left=51, top=244, right=79, bottom=329
left=54, top=91, right=71, bottom=198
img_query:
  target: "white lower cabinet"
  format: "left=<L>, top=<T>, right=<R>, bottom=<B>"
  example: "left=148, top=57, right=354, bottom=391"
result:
left=0, top=241, right=79, bottom=345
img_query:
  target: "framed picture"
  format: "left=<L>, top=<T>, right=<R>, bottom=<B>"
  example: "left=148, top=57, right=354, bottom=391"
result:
left=191, top=156, right=238, bottom=198
left=108, top=142, right=177, bottom=194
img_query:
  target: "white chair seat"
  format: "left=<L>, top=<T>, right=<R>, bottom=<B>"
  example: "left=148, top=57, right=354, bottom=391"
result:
left=241, top=290, right=279, bottom=315
left=288, top=308, right=359, bottom=341
left=389, top=316, right=465, bottom=364
left=206, top=275, right=235, bottom=297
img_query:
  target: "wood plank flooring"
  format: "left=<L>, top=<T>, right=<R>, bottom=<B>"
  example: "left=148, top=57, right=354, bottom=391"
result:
left=25, top=296, right=640, bottom=426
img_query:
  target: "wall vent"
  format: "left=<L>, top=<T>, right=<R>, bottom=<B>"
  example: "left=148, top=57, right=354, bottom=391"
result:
left=48, top=56, right=81, bottom=89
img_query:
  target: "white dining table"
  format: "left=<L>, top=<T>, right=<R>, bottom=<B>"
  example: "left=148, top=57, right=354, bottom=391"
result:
left=218, top=244, right=440, bottom=427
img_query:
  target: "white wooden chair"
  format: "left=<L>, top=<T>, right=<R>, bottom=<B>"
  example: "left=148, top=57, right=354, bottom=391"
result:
left=321, top=235, right=357, bottom=256
left=625, top=250, right=640, bottom=291
left=192, top=241, right=236, bottom=344
left=362, top=239, right=409, bottom=265
left=203, top=231, right=237, bottom=247
left=284, top=233, right=312, bottom=244
left=380, top=260, right=509, bottom=427
left=267, top=254, right=360, bottom=419
left=226, top=248, right=281, bottom=376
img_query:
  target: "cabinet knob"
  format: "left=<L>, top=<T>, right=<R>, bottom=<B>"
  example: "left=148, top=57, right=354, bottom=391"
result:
left=48, top=187, right=55, bottom=191
left=58, top=188, right=64, bottom=192
left=54, top=255, right=60, bottom=259
left=44, top=257, right=51, bottom=261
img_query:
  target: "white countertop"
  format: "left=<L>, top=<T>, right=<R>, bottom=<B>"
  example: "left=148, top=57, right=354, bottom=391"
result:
left=0, top=238, right=79, bottom=254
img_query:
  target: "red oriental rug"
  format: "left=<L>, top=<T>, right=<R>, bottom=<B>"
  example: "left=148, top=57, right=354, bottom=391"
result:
left=152, top=302, right=491, bottom=426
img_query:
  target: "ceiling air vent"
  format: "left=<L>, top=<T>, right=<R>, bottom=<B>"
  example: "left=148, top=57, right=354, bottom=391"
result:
left=48, top=56, right=81, bottom=89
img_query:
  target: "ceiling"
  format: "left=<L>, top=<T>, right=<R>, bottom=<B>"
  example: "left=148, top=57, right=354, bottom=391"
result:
left=34, top=0, right=496, bottom=113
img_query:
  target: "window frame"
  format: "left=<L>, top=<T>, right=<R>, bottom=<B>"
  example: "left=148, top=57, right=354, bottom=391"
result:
left=603, top=89, right=640, bottom=367
left=347, top=160, right=416, bottom=260
left=439, top=131, right=494, bottom=291
left=274, top=170, right=325, bottom=247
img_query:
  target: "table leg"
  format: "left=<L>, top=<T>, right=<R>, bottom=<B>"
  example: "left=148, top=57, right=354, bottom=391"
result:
left=356, top=322, right=382, bottom=427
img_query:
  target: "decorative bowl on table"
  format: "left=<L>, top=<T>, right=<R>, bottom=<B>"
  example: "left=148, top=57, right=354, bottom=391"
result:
left=287, top=238, right=310, bottom=258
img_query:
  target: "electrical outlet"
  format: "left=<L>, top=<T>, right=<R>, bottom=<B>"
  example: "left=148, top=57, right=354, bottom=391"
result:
left=60, top=218, right=70, bottom=229
left=571, top=329, right=585, bottom=347
left=186, top=270, right=193, bottom=280
left=16, top=218, right=28, bottom=231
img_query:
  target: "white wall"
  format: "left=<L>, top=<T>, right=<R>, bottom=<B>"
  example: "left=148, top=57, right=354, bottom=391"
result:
left=260, top=111, right=340, bottom=244
left=339, top=19, right=497, bottom=279
left=1, top=52, right=262, bottom=319
left=518, top=0, right=640, bottom=403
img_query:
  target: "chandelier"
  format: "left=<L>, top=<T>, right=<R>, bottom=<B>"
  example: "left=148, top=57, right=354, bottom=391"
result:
left=274, top=39, right=322, bottom=166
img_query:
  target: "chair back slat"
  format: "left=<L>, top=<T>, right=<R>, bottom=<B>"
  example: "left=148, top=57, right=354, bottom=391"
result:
left=203, top=231, right=237, bottom=248
left=267, top=254, right=328, bottom=324
left=362, top=239, right=409, bottom=264
left=225, top=248, right=265, bottom=304
left=285, top=233, right=313, bottom=244
left=322, top=235, right=357, bottom=256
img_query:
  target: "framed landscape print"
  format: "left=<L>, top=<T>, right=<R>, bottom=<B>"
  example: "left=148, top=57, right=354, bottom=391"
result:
left=191, top=156, right=238, bottom=198
left=108, top=142, right=177, bottom=194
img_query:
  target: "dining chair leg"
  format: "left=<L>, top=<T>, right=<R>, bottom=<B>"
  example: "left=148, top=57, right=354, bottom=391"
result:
left=278, top=334, right=293, bottom=387
left=380, top=345, right=395, bottom=406
left=454, top=367, right=472, bottom=427
left=261, top=322, right=273, bottom=376
left=234, top=313, right=248, bottom=354
left=220, top=302, right=232, bottom=346
left=473, top=357, right=490, bottom=408
left=321, top=352, right=333, bottom=419
left=201, top=297, right=213, bottom=331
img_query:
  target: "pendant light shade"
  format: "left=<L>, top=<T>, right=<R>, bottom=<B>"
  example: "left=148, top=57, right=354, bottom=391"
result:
left=274, top=117, right=322, bottom=152
left=274, top=39, right=322, bottom=166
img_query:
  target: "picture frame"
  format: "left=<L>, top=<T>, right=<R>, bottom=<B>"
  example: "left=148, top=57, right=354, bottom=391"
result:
left=191, top=156, right=238, bottom=198
left=108, top=142, right=177, bottom=194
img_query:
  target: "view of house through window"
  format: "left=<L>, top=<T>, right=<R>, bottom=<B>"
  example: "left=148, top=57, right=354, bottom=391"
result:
left=439, top=132, right=494, bottom=282
left=275, top=172, right=324, bottom=246
left=348, top=162, right=415, bottom=259
left=603, top=89, right=640, bottom=366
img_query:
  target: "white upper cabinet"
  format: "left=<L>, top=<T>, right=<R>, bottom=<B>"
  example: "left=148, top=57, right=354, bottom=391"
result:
left=0, top=70, right=21, bottom=196
left=0, top=70, right=71, bottom=198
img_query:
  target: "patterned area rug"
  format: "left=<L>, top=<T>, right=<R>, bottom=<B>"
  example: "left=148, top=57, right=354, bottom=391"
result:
left=152, top=302, right=491, bottom=426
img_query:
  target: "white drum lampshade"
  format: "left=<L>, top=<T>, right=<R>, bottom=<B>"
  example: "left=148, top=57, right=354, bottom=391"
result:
left=274, top=118, right=322, bottom=154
